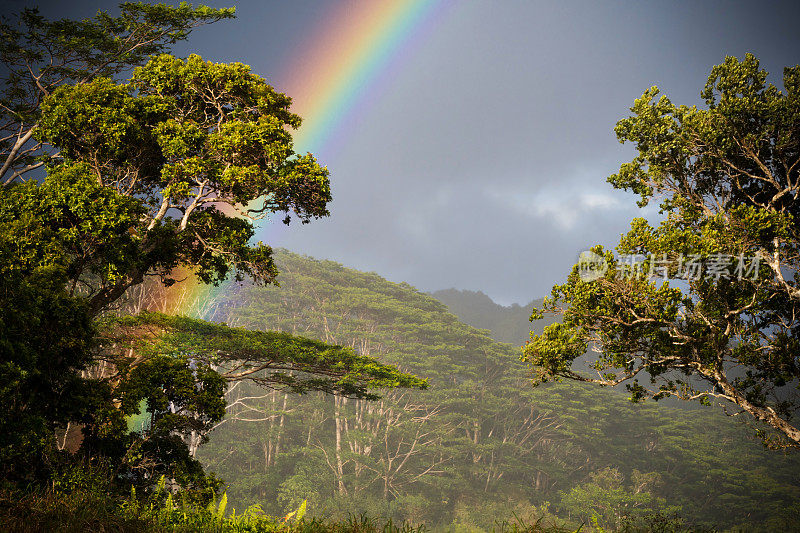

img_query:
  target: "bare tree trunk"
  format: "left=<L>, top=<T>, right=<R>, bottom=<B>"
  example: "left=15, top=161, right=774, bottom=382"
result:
left=334, top=395, right=348, bottom=495
left=188, top=430, right=202, bottom=457
left=274, top=391, right=288, bottom=461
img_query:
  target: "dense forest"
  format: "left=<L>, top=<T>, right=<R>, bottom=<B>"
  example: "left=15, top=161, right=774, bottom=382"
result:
left=173, top=250, right=800, bottom=531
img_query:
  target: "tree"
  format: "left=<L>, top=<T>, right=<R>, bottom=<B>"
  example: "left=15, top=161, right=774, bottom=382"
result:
left=33, top=52, right=331, bottom=315
left=100, top=312, right=427, bottom=401
left=524, top=54, right=800, bottom=448
left=0, top=244, right=95, bottom=480
left=559, top=467, right=669, bottom=530
left=0, top=2, right=236, bottom=480
left=0, top=3, right=420, bottom=489
left=0, top=2, right=235, bottom=185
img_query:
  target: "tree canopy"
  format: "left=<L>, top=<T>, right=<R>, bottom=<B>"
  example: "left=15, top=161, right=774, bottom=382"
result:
left=101, top=312, right=427, bottom=400
left=0, top=2, right=235, bottom=184
left=1, top=2, right=332, bottom=318
left=525, top=54, right=800, bottom=448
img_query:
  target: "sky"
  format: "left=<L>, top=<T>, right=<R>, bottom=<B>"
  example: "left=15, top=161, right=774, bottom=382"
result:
left=6, top=0, right=800, bottom=305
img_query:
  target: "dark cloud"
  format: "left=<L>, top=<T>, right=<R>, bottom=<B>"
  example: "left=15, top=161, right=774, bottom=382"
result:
left=266, top=0, right=800, bottom=304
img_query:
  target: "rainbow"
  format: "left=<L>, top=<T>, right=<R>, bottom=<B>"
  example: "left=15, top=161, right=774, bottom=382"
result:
left=283, top=0, right=445, bottom=155
left=163, top=0, right=447, bottom=317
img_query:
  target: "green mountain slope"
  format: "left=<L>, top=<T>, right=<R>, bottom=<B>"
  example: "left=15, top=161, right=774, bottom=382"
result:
left=194, top=250, right=800, bottom=531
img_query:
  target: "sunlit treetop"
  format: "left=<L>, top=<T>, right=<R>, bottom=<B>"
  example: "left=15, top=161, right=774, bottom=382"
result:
left=0, top=2, right=236, bottom=184
left=26, top=52, right=332, bottom=314
left=100, top=311, right=428, bottom=401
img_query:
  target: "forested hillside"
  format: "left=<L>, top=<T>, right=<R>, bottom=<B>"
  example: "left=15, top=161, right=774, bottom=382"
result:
left=192, top=251, right=800, bottom=531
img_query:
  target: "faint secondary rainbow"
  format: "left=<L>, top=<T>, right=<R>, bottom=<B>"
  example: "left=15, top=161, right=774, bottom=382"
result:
left=164, top=0, right=446, bottom=317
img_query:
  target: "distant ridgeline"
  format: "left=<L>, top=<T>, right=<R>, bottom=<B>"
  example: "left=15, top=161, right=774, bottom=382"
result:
left=429, top=288, right=555, bottom=346
left=191, top=250, right=800, bottom=531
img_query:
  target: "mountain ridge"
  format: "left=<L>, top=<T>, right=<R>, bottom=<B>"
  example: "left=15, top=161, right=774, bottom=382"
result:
left=429, top=287, right=556, bottom=346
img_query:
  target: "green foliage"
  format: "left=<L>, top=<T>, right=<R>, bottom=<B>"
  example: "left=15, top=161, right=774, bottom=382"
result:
left=525, top=54, right=800, bottom=447
left=33, top=49, right=331, bottom=314
left=101, top=311, right=426, bottom=399
left=2, top=164, right=149, bottom=292
left=191, top=251, right=800, bottom=531
left=0, top=2, right=235, bottom=182
left=0, top=180, right=98, bottom=481
left=79, top=354, right=226, bottom=495
left=559, top=468, right=673, bottom=530
left=0, top=2, right=351, bottom=505
left=0, top=482, right=431, bottom=533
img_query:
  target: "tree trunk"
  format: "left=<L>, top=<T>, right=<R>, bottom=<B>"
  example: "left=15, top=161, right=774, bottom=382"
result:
left=334, top=396, right=348, bottom=495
